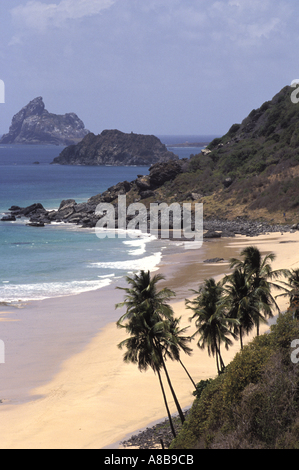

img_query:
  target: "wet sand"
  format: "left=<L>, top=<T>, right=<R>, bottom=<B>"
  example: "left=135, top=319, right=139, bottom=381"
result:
left=0, top=232, right=298, bottom=448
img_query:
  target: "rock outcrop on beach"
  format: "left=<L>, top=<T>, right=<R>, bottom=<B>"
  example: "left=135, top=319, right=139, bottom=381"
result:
left=51, top=129, right=178, bottom=166
left=0, top=97, right=89, bottom=145
left=6, top=84, right=299, bottom=229
left=5, top=199, right=299, bottom=237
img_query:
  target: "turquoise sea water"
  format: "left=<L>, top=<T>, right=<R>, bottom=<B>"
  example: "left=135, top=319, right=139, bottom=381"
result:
left=0, top=137, right=212, bottom=302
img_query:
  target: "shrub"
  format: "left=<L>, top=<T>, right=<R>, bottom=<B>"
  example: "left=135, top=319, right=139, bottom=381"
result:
left=170, top=312, right=299, bottom=449
left=228, top=123, right=241, bottom=135
left=207, top=137, right=223, bottom=150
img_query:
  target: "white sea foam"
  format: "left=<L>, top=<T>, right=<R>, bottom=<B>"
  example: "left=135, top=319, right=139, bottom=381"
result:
left=89, top=251, right=162, bottom=273
left=122, top=233, right=157, bottom=256
left=0, top=278, right=112, bottom=302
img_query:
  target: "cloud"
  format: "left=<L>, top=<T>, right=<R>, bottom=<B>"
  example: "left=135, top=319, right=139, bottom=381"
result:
left=135, top=0, right=287, bottom=48
left=11, top=0, right=115, bottom=32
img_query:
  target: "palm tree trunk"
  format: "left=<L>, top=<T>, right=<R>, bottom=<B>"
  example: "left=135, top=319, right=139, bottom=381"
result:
left=240, top=326, right=243, bottom=350
left=161, top=359, right=185, bottom=424
left=215, top=349, right=220, bottom=375
left=157, top=368, right=176, bottom=438
left=219, top=352, right=225, bottom=372
left=215, top=340, right=225, bottom=374
left=179, top=359, right=197, bottom=389
left=154, top=338, right=185, bottom=424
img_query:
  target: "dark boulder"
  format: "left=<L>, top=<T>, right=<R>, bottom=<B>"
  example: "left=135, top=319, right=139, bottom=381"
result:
left=149, top=160, right=183, bottom=189
left=136, top=176, right=151, bottom=191
left=26, top=221, right=45, bottom=227
left=203, top=230, right=222, bottom=238
left=58, top=199, right=76, bottom=211
left=223, top=177, right=233, bottom=188
left=204, top=257, right=224, bottom=263
left=88, top=180, right=132, bottom=206
left=21, top=203, right=47, bottom=217
left=1, top=214, right=16, bottom=221
left=140, top=190, right=156, bottom=199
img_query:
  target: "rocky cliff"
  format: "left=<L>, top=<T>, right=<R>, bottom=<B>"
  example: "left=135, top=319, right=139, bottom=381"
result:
left=0, top=97, right=89, bottom=145
left=51, top=129, right=178, bottom=166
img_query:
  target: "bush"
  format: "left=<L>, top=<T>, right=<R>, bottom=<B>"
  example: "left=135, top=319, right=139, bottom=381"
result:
left=170, top=311, right=299, bottom=449
left=228, top=123, right=241, bottom=135
left=192, top=379, right=213, bottom=399
left=207, top=137, right=222, bottom=150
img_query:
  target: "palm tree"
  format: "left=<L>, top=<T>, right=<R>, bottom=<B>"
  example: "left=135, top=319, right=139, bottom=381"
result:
left=116, top=270, right=176, bottom=326
left=186, top=278, right=238, bottom=375
left=117, top=311, right=177, bottom=437
left=116, top=270, right=186, bottom=425
left=276, top=268, right=299, bottom=319
left=229, top=246, right=288, bottom=335
left=221, top=267, right=266, bottom=349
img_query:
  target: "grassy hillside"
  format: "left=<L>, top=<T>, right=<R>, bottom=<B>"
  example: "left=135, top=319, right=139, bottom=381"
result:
left=131, top=85, right=299, bottom=223
left=170, top=310, right=299, bottom=449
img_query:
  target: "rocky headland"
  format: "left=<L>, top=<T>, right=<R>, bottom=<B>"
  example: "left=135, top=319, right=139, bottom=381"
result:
left=0, top=97, right=89, bottom=145
left=51, top=129, right=178, bottom=166
left=3, top=193, right=298, bottom=239
left=3, top=127, right=299, bottom=236
left=4, top=84, right=299, bottom=236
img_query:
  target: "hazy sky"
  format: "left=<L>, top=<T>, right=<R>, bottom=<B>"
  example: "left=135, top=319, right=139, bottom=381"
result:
left=0, top=0, right=298, bottom=136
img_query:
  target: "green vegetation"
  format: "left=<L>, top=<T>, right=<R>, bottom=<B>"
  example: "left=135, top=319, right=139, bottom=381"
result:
left=116, top=246, right=299, bottom=448
left=135, top=85, right=299, bottom=219
left=277, top=269, right=299, bottom=320
left=227, top=246, right=288, bottom=335
left=170, top=311, right=299, bottom=449
left=186, top=278, right=238, bottom=374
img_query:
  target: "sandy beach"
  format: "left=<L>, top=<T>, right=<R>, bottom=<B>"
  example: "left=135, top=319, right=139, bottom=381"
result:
left=0, top=231, right=298, bottom=449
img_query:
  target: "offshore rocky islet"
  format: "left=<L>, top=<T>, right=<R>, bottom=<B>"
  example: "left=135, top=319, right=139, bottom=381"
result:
left=4, top=84, right=299, bottom=234
left=0, top=97, right=89, bottom=146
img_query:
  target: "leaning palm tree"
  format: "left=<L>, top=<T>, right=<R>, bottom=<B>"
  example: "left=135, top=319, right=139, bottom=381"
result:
left=116, top=270, right=186, bottom=425
left=117, top=312, right=177, bottom=438
left=229, top=246, right=288, bottom=335
left=186, top=278, right=238, bottom=375
left=116, top=270, right=176, bottom=326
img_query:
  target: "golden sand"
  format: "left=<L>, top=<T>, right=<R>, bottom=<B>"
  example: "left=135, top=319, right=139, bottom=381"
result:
left=0, top=232, right=298, bottom=448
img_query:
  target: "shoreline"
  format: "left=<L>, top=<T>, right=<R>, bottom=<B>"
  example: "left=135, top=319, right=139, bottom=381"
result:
left=0, top=232, right=298, bottom=448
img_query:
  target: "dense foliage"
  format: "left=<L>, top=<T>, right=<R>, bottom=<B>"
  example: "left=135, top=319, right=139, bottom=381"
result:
left=170, top=310, right=299, bottom=449
left=151, top=85, right=299, bottom=217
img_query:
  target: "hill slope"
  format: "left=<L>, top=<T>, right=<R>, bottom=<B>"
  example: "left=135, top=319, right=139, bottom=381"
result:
left=179, top=85, right=299, bottom=220
left=117, top=85, right=299, bottom=223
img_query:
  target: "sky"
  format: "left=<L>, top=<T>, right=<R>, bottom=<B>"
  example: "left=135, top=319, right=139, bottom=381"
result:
left=0, top=0, right=298, bottom=137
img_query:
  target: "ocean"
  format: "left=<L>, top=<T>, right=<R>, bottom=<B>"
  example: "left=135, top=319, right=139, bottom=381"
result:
left=0, top=136, right=215, bottom=303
